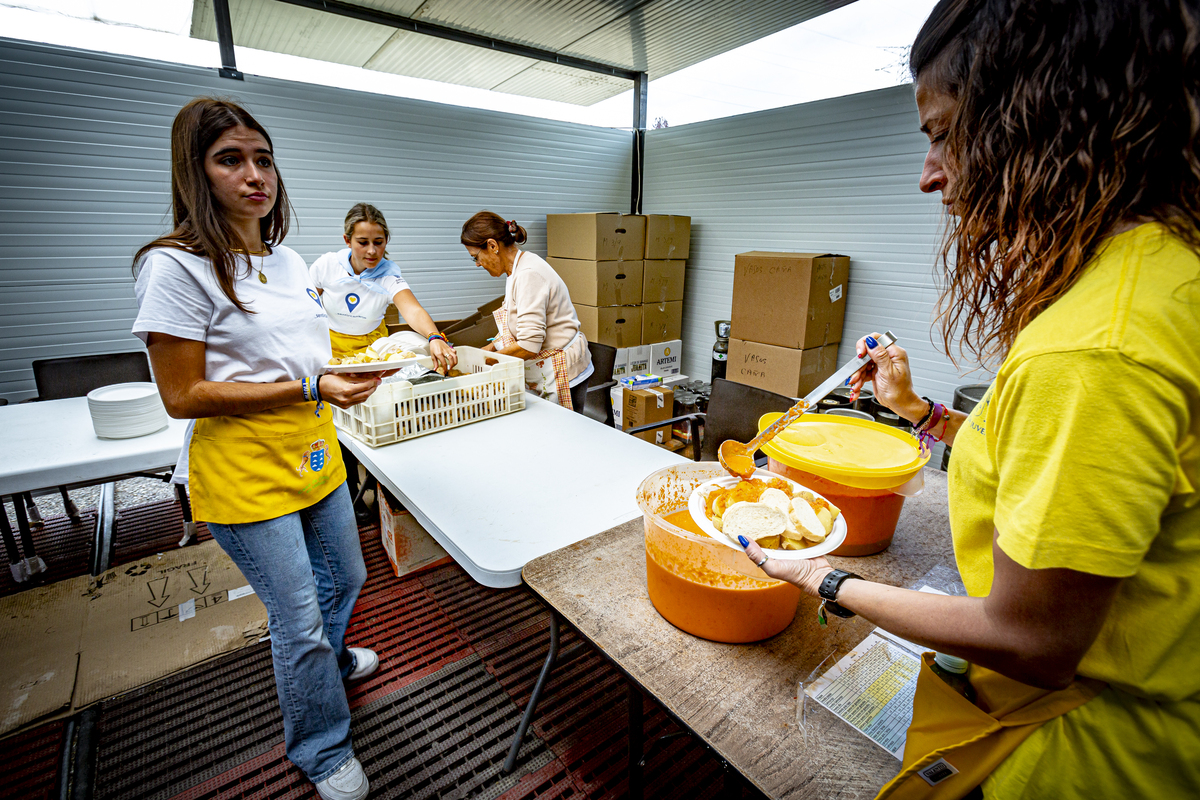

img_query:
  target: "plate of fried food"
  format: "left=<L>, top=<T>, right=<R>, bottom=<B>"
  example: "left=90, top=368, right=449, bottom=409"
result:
left=324, top=341, right=421, bottom=373
left=687, top=469, right=847, bottom=559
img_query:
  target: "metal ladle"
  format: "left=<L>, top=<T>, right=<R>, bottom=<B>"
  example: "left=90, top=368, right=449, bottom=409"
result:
left=718, top=331, right=898, bottom=479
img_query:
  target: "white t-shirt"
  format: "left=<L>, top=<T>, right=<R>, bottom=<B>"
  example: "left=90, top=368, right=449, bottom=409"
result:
left=310, top=250, right=410, bottom=335
left=132, top=245, right=332, bottom=482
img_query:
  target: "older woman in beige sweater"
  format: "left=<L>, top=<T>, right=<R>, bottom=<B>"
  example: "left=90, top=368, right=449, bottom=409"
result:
left=462, top=211, right=593, bottom=410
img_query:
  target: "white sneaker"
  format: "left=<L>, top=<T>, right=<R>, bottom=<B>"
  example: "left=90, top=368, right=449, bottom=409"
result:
left=348, top=647, right=379, bottom=681
left=316, top=756, right=369, bottom=800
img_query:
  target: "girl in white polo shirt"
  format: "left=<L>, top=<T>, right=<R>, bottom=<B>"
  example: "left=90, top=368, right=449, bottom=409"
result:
left=131, top=98, right=374, bottom=800
left=311, top=203, right=457, bottom=372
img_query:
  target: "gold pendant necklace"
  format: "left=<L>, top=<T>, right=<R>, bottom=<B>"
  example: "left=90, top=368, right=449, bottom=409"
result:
left=233, top=246, right=271, bottom=283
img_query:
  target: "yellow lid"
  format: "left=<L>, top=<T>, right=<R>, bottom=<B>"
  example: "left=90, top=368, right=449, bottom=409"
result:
left=757, top=412, right=929, bottom=490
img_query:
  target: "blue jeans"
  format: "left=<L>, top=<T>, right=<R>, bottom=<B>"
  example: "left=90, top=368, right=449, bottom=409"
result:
left=207, top=482, right=366, bottom=783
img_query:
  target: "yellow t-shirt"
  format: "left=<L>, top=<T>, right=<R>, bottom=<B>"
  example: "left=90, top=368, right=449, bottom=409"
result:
left=947, top=223, right=1200, bottom=798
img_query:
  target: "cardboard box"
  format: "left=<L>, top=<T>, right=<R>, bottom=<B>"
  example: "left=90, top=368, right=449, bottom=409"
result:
left=446, top=314, right=498, bottom=348
left=611, top=347, right=630, bottom=378
left=644, top=215, right=691, bottom=259
left=548, top=257, right=644, bottom=306
left=623, top=386, right=674, bottom=445
left=649, top=339, right=683, bottom=376
left=727, top=339, right=840, bottom=398
left=619, top=373, right=663, bottom=389
left=546, top=212, right=646, bottom=261
left=642, top=301, right=683, bottom=345
left=626, top=344, right=651, bottom=374
left=610, top=385, right=624, bottom=427
left=730, top=252, right=849, bottom=349
left=380, top=490, right=450, bottom=578
left=643, top=259, right=686, bottom=304
left=575, top=303, right=642, bottom=348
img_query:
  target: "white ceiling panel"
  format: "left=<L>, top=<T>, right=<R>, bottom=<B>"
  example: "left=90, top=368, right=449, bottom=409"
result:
left=191, top=0, right=861, bottom=105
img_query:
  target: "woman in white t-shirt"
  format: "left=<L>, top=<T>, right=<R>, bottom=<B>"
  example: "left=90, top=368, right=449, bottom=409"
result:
left=311, top=203, right=456, bottom=372
left=131, top=98, right=373, bottom=800
left=462, top=211, right=592, bottom=410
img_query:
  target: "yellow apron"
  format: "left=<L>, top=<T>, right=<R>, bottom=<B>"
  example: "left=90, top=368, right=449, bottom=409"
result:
left=188, top=401, right=347, bottom=525
left=875, top=653, right=1105, bottom=800
left=492, top=307, right=576, bottom=409
left=328, top=319, right=389, bottom=360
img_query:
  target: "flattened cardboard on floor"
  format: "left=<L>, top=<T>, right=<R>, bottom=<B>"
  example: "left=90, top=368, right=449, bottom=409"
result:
left=575, top=304, right=642, bottom=348
left=75, top=541, right=268, bottom=708
left=727, top=339, right=840, bottom=398
left=547, top=257, right=644, bottom=306
left=546, top=213, right=646, bottom=261
left=730, top=252, right=849, bottom=349
left=643, top=260, right=686, bottom=303
left=0, top=576, right=88, bottom=736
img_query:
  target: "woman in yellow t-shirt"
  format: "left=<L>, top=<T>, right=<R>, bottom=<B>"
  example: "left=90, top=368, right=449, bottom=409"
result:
left=741, top=2, right=1200, bottom=798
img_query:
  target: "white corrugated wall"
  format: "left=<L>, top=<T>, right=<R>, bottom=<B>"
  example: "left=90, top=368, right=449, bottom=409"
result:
left=643, top=84, right=994, bottom=401
left=0, top=38, right=632, bottom=401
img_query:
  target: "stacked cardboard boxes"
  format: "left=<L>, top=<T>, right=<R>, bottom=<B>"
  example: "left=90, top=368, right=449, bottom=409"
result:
left=727, top=251, right=850, bottom=397
left=548, top=213, right=690, bottom=446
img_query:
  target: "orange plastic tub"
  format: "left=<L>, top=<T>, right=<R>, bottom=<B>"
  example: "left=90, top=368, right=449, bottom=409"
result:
left=637, top=463, right=800, bottom=642
left=758, top=413, right=928, bottom=556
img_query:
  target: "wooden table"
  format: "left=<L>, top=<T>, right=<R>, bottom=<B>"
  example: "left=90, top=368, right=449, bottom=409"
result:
left=522, top=468, right=957, bottom=799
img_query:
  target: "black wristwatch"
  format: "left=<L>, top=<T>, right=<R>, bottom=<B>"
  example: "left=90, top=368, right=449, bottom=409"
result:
left=818, top=569, right=861, bottom=618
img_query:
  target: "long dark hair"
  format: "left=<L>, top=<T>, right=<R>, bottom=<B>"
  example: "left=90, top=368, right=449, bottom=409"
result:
left=133, top=98, right=292, bottom=313
left=912, top=0, right=1200, bottom=364
left=461, top=211, right=528, bottom=248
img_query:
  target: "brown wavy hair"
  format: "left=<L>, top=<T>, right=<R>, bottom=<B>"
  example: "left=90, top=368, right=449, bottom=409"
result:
left=343, top=202, right=390, bottom=258
left=912, top=0, right=1200, bottom=365
left=133, top=98, right=292, bottom=313
left=460, top=211, right=528, bottom=248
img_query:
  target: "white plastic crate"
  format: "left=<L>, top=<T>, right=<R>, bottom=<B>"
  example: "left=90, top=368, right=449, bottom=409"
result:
left=333, top=346, right=525, bottom=447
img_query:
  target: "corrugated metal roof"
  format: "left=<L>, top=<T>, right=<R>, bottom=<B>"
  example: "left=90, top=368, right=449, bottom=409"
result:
left=191, top=0, right=858, bottom=106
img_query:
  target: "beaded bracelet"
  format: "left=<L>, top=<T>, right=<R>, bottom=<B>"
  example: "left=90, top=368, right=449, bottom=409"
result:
left=913, top=396, right=936, bottom=430
left=916, top=401, right=946, bottom=450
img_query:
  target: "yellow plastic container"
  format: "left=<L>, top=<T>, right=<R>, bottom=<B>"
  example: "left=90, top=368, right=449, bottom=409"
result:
left=636, top=463, right=800, bottom=643
left=758, top=412, right=929, bottom=555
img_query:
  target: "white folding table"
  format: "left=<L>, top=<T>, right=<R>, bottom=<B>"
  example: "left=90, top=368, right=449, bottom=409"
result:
left=336, top=394, right=687, bottom=589
left=0, top=397, right=190, bottom=581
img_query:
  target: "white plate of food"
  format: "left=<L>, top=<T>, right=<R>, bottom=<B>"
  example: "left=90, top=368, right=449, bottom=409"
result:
left=323, top=356, right=422, bottom=374
left=687, top=469, right=847, bottom=559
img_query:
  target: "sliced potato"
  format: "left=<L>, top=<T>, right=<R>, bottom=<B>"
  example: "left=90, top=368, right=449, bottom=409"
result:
left=816, top=507, right=833, bottom=535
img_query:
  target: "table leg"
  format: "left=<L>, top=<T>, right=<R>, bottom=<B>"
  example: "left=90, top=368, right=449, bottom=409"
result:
left=11, top=495, right=46, bottom=578
left=1, top=497, right=28, bottom=583
left=21, top=492, right=44, bottom=528
left=175, top=483, right=198, bottom=548
left=90, top=483, right=115, bottom=576
left=59, top=486, right=81, bottom=521
left=503, top=609, right=561, bottom=773
left=627, top=679, right=645, bottom=800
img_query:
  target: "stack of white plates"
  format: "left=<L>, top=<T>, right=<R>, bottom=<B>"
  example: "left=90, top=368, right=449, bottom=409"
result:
left=87, top=382, right=169, bottom=439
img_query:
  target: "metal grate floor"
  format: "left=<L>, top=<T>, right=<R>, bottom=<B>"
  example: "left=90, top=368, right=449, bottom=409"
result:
left=1, top=503, right=768, bottom=799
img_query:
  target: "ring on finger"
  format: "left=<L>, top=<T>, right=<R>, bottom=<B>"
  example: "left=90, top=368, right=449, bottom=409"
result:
left=756, top=554, right=769, bottom=568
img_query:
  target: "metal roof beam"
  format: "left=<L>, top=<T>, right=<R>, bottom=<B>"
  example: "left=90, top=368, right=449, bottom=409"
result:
left=270, top=0, right=642, bottom=82
left=213, top=0, right=244, bottom=80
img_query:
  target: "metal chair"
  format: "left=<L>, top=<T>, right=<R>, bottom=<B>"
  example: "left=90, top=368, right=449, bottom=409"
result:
left=625, top=378, right=796, bottom=463
left=581, top=342, right=618, bottom=426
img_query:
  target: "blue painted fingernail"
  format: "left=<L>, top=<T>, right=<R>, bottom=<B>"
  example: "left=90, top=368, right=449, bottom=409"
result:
left=737, top=535, right=749, bottom=547
left=844, top=377, right=851, bottom=386
left=865, top=336, right=878, bottom=349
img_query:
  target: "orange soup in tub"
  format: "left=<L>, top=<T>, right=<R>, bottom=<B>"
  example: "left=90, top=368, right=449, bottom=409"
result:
left=637, top=464, right=800, bottom=643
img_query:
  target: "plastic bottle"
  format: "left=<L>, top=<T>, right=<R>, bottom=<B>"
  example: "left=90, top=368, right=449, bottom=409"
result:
left=711, top=320, right=731, bottom=381
left=930, top=652, right=976, bottom=704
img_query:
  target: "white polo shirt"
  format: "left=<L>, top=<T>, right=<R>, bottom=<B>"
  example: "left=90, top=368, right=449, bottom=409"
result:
left=310, top=250, right=411, bottom=335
